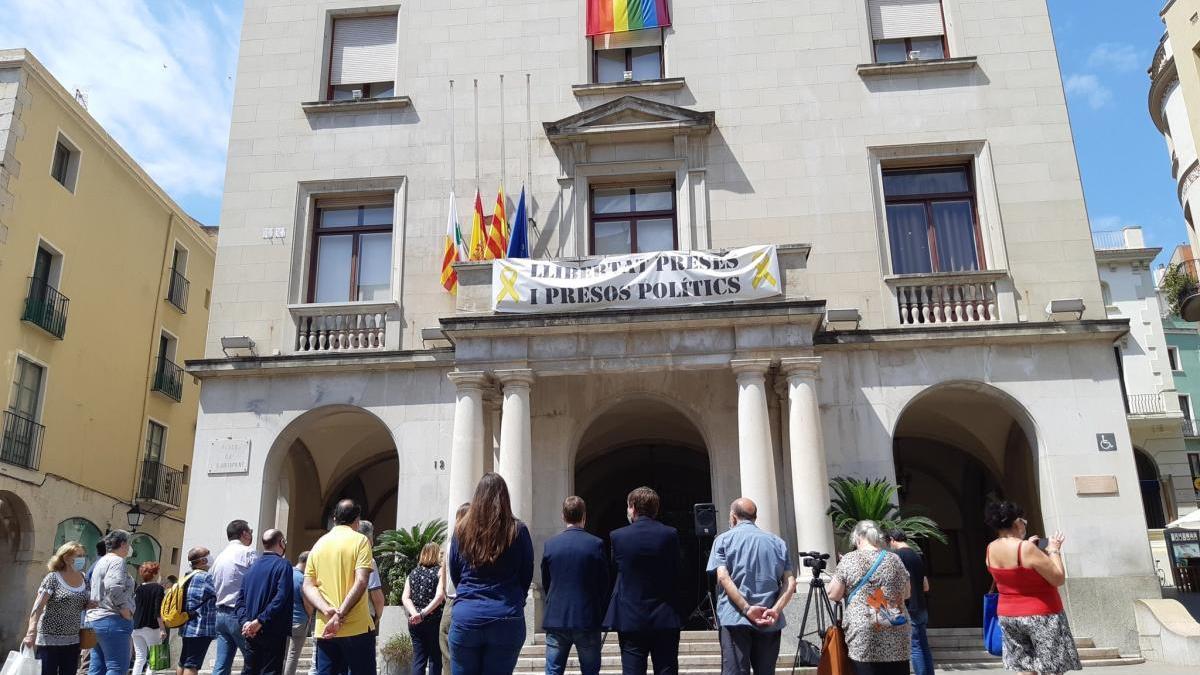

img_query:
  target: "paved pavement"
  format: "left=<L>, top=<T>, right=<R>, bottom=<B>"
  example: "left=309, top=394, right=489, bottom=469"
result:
left=936, top=664, right=1190, bottom=674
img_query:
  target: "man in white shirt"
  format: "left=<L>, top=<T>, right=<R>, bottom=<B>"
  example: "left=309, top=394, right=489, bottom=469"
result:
left=211, top=519, right=259, bottom=675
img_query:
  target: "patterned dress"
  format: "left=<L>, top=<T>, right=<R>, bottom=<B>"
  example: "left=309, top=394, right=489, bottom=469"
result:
left=833, top=549, right=911, bottom=663
left=36, top=572, right=89, bottom=646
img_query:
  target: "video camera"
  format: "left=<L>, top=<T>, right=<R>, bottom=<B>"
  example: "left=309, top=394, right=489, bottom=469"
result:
left=800, top=551, right=831, bottom=574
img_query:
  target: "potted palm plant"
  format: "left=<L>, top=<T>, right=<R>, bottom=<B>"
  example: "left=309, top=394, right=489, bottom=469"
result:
left=827, top=477, right=947, bottom=552
left=374, top=519, right=448, bottom=604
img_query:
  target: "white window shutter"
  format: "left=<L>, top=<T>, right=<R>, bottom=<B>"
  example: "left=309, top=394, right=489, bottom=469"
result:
left=329, top=15, right=398, bottom=86
left=594, top=28, right=662, bottom=51
left=869, top=0, right=945, bottom=41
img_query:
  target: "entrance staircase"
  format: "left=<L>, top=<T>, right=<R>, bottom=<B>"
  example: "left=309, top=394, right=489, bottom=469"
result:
left=205, top=628, right=1143, bottom=674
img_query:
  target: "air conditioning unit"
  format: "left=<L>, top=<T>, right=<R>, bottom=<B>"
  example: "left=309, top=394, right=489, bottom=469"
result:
left=623, top=70, right=634, bottom=82
left=907, top=50, right=921, bottom=61
left=352, top=89, right=363, bottom=100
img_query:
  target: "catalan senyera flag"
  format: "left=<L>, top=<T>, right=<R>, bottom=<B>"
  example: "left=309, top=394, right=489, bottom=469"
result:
left=586, top=0, right=671, bottom=36
left=468, top=190, right=487, bottom=261
left=485, top=185, right=509, bottom=260
left=440, top=192, right=461, bottom=293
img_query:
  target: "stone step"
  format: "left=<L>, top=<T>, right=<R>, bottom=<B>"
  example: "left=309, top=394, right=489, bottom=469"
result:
left=933, top=647, right=1120, bottom=663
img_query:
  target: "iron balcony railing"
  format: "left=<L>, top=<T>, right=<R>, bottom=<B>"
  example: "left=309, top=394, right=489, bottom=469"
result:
left=21, top=277, right=68, bottom=339
left=1091, top=230, right=1127, bottom=250
left=1, top=410, right=44, bottom=471
left=152, top=356, right=184, bottom=402
left=167, top=268, right=189, bottom=312
left=1127, top=393, right=1167, bottom=415
left=137, top=459, right=183, bottom=507
left=1185, top=419, right=1200, bottom=438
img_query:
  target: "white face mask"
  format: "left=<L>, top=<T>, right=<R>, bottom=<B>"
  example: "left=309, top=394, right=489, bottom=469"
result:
left=72, top=557, right=86, bottom=571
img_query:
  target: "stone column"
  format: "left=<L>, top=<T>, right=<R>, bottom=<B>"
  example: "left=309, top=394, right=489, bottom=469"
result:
left=731, top=359, right=781, bottom=535
left=496, top=369, right=535, bottom=523
left=782, top=357, right=837, bottom=557
left=447, top=371, right=488, bottom=525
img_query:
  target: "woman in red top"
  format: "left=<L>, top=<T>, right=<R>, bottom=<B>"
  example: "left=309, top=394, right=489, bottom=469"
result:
left=984, top=501, right=1081, bottom=675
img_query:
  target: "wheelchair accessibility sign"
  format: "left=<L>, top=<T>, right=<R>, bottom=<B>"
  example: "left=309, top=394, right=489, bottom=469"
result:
left=1096, top=433, right=1117, bottom=452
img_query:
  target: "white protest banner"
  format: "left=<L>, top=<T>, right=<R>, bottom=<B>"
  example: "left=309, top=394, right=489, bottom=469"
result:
left=491, top=245, right=781, bottom=314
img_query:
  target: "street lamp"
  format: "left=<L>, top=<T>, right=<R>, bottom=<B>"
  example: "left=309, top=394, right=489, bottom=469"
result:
left=126, top=504, right=145, bottom=532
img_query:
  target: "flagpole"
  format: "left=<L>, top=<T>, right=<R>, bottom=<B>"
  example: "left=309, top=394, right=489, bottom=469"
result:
left=526, top=72, right=532, bottom=217
left=500, top=73, right=507, bottom=193
left=449, top=79, right=456, bottom=193
left=473, top=78, right=480, bottom=192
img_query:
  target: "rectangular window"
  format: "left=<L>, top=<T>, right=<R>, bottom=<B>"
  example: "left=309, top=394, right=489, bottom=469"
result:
left=328, top=14, right=398, bottom=100
left=883, top=166, right=981, bottom=275
left=145, top=421, right=166, bottom=463
left=167, top=244, right=190, bottom=312
left=869, top=0, right=947, bottom=63
left=1190, top=453, right=1200, bottom=499
left=9, top=357, right=45, bottom=421
left=592, top=29, right=663, bottom=83
left=49, top=135, right=80, bottom=192
left=1181, top=394, right=1194, bottom=420
left=309, top=199, right=394, bottom=303
left=1169, top=346, right=1183, bottom=372
left=590, top=183, right=676, bottom=255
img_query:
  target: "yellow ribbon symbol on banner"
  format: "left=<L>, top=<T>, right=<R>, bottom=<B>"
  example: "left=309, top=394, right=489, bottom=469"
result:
left=751, top=251, right=777, bottom=290
left=496, top=265, right=521, bottom=303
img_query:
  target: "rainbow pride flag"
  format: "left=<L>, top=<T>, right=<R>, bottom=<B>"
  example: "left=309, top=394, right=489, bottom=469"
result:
left=586, top=0, right=671, bottom=36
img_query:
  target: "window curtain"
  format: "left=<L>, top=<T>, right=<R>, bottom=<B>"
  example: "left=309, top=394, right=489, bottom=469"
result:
left=932, top=201, right=979, bottom=271
left=887, top=204, right=932, bottom=274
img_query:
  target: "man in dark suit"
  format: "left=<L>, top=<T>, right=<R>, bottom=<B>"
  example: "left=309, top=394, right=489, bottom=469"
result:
left=541, top=496, right=609, bottom=675
left=604, top=486, right=682, bottom=675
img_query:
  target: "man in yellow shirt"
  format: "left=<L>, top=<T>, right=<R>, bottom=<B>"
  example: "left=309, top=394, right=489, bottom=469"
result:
left=302, top=500, right=375, bottom=675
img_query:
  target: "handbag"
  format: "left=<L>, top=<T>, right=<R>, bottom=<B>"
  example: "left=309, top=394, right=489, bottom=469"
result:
left=983, top=582, right=1003, bottom=657
left=78, top=628, right=97, bottom=651
left=0, top=648, right=40, bottom=675
left=817, top=621, right=851, bottom=675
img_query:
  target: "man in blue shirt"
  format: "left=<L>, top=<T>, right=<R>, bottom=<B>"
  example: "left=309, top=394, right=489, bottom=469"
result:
left=541, top=496, right=609, bottom=675
left=180, top=547, right=217, bottom=675
left=283, top=551, right=312, bottom=675
left=237, top=530, right=295, bottom=675
left=706, top=498, right=796, bottom=675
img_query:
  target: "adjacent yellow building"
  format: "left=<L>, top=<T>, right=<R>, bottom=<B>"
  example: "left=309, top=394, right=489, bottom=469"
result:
left=0, top=49, right=215, bottom=648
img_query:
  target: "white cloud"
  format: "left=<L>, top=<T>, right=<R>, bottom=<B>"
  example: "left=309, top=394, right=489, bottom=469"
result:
left=0, top=0, right=240, bottom=209
left=1087, top=43, right=1141, bottom=73
left=1064, top=74, right=1112, bottom=110
left=1091, top=215, right=1123, bottom=231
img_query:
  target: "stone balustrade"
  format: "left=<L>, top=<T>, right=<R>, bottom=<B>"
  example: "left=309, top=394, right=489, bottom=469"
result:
left=895, top=278, right=999, bottom=326
left=289, top=302, right=394, bottom=353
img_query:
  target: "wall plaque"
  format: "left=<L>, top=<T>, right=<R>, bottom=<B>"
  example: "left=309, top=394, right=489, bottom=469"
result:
left=1074, top=475, right=1118, bottom=496
left=208, top=438, right=251, bottom=475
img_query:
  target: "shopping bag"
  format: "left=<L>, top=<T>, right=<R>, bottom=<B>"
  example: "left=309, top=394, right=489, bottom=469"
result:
left=983, top=591, right=1003, bottom=657
left=0, top=647, right=40, bottom=675
left=149, top=643, right=170, bottom=672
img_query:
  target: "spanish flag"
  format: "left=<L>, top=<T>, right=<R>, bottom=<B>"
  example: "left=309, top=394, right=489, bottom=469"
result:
left=485, top=185, right=509, bottom=260
left=440, top=192, right=461, bottom=293
left=468, top=190, right=487, bottom=261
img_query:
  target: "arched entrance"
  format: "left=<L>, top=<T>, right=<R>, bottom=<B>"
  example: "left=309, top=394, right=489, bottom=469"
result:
left=1134, top=449, right=1168, bottom=529
left=0, top=491, right=35, bottom=649
left=271, top=406, right=398, bottom=554
left=892, top=383, right=1041, bottom=628
left=573, top=398, right=713, bottom=629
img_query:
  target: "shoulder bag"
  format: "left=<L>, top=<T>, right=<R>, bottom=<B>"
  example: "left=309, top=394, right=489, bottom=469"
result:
left=983, top=581, right=1002, bottom=656
left=818, top=552, right=886, bottom=675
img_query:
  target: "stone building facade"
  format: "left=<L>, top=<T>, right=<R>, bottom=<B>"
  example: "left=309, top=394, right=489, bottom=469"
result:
left=186, top=0, right=1158, bottom=652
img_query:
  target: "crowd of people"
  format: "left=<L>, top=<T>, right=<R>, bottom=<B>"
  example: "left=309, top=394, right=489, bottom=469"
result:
left=18, top=476, right=1077, bottom=675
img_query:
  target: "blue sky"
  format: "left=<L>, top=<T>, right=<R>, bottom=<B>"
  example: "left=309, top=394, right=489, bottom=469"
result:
left=0, top=0, right=1186, bottom=259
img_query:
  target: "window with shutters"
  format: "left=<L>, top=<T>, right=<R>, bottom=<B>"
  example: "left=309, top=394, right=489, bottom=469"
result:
left=868, top=0, right=948, bottom=64
left=592, top=29, right=664, bottom=84
left=326, top=13, right=398, bottom=101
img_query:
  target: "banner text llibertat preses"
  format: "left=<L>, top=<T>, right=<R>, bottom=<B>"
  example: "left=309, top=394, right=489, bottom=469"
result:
left=490, top=245, right=781, bottom=313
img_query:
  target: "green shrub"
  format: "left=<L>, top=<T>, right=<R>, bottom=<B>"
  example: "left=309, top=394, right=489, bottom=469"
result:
left=380, top=633, right=413, bottom=669
left=374, top=519, right=448, bottom=604
left=827, top=477, right=947, bottom=553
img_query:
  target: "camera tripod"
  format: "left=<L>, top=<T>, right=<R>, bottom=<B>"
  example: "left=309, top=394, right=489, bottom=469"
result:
left=790, top=552, right=840, bottom=675
left=686, top=536, right=718, bottom=629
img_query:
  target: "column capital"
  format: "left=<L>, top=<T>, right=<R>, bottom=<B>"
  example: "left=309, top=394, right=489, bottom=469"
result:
left=780, top=357, right=822, bottom=381
left=448, top=370, right=490, bottom=391
left=730, top=358, right=772, bottom=382
left=495, top=368, right=536, bottom=389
